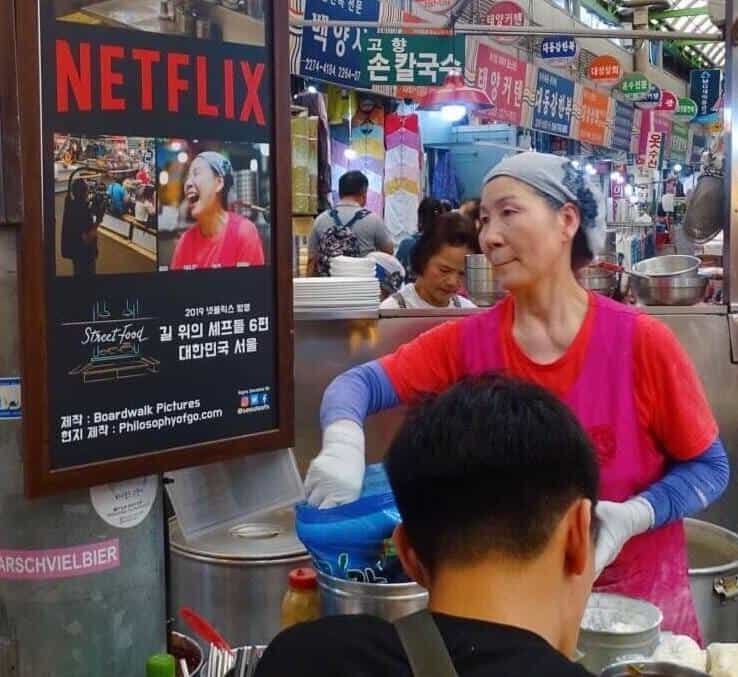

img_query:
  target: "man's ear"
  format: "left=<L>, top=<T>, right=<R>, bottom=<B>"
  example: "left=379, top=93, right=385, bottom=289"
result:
left=564, top=498, right=592, bottom=577
left=393, top=524, right=431, bottom=589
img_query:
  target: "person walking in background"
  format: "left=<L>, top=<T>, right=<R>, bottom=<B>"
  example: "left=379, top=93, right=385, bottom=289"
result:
left=307, top=171, right=393, bottom=277
left=61, top=178, right=99, bottom=276
left=106, top=176, right=130, bottom=217
left=396, top=198, right=451, bottom=283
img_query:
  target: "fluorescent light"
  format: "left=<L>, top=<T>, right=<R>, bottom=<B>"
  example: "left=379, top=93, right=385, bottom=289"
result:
left=673, top=164, right=682, bottom=173
left=307, top=85, right=317, bottom=94
left=440, top=104, right=467, bottom=122
left=344, top=148, right=357, bottom=160
left=571, top=160, right=580, bottom=169
left=585, top=163, right=597, bottom=176
left=177, top=152, right=189, bottom=164
left=159, top=171, right=169, bottom=186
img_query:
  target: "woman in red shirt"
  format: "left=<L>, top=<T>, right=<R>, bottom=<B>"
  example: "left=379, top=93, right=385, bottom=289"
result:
left=170, top=151, right=265, bottom=270
left=304, top=152, right=729, bottom=642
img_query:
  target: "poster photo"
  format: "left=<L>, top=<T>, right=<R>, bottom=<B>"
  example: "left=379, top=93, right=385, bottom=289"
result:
left=156, top=139, right=271, bottom=271
left=17, top=0, right=292, bottom=495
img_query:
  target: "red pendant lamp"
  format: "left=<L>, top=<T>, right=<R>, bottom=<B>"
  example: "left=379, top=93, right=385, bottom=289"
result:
left=419, top=70, right=494, bottom=119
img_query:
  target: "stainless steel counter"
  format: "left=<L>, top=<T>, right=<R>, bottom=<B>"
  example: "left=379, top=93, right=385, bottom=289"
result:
left=293, top=306, right=738, bottom=532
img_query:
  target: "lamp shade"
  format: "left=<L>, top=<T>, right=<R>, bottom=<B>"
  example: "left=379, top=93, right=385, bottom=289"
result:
left=419, top=71, right=494, bottom=112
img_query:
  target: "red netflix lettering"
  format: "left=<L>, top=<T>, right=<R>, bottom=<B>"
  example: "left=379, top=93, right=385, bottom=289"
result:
left=132, top=48, right=160, bottom=111
left=100, top=45, right=125, bottom=111
left=167, top=52, right=190, bottom=113
left=239, top=61, right=265, bottom=124
left=56, top=39, right=92, bottom=112
left=196, top=56, right=218, bottom=117
left=224, top=59, right=235, bottom=119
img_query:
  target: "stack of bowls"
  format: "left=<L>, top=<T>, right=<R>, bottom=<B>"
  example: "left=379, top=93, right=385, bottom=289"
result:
left=630, top=255, right=707, bottom=306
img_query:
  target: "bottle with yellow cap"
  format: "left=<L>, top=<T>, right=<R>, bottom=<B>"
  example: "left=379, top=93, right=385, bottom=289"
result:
left=146, top=653, right=175, bottom=677
left=280, top=567, right=320, bottom=629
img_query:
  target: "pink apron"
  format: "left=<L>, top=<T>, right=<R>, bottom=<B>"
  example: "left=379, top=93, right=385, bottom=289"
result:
left=460, top=294, right=701, bottom=641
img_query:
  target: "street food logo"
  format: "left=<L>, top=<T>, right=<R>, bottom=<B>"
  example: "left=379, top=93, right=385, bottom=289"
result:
left=238, top=386, right=271, bottom=415
left=68, top=299, right=160, bottom=384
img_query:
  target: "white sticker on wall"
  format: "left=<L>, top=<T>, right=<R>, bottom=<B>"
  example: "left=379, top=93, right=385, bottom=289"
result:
left=0, top=377, right=21, bottom=420
left=90, top=476, right=158, bottom=529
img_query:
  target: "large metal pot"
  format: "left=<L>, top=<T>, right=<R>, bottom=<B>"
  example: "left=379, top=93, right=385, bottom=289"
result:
left=169, top=508, right=311, bottom=646
left=632, top=255, right=701, bottom=277
left=577, top=593, right=662, bottom=675
left=685, top=518, right=738, bottom=645
left=630, top=274, right=708, bottom=306
left=465, top=254, right=504, bottom=306
left=317, top=570, right=428, bottom=621
left=600, top=661, right=708, bottom=676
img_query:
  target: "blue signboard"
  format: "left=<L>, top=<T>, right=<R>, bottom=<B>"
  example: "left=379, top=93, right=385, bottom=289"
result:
left=540, top=36, right=577, bottom=63
left=301, top=0, right=380, bottom=87
left=612, top=100, right=634, bottom=153
left=689, top=69, right=722, bottom=123
left=532, top=68, right=575, bottom=137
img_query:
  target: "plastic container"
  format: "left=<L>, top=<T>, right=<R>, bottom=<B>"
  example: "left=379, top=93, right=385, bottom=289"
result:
left=165, top=448, right=304, bottom=541
left=281, top=567, right=320, bottom=629
left=147, top=653, right=175, bottom=677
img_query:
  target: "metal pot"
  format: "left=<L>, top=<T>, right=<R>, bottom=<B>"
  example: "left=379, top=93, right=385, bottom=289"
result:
left=600, top=661, right=708, bottom=676
left=169, top=508, right=311, bottom=646
left=578, top=593, right=662, bottom=675
left=630, top=274, right=708, bottom=306
left=317, top=570, right=428, bottom=621
left=685, top=518, right=738, bottom=645
left=632, top=255, right=701, bottom=277
left=465, top=254, right=504, bottom=306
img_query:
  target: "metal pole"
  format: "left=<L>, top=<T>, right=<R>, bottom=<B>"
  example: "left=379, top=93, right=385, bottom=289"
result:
left=291, top=18, right=723, bottom=41
left=724, top=0, right=736, bottom=310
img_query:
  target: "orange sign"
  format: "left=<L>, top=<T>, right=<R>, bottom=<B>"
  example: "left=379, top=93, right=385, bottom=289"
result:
left=588, top=55, right=622, bottom=86
left=578, top=87, right=610, bottom=147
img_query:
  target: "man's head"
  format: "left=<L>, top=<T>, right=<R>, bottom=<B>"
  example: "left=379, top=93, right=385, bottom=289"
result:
left=385, top=375, right=598, bottom=651
left=339, top=171, right=369, bottom=207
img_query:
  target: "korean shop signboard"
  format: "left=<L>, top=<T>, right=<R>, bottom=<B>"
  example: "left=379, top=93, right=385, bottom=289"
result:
left=473, top=42, right=529, bottom=125
left=532, top=68, right=575, bottom=138
left=363, top=34, right=465, bottom=86
left=576, top=86, right=610, bottom=147
left=16, top=1, right=293, bottom=495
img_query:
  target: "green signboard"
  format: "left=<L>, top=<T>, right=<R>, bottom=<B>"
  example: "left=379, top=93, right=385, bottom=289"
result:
left=671, top=122, right=689, bottom=162
left=620, top=72, right=650, bottom=101
left=674, top=97, right=698, bottom=123
left=364, top=34, right=466, bottom=86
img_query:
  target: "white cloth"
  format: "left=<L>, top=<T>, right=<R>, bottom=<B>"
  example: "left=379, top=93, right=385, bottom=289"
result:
left=304, top=420, right=365, bottom=509
left=594, top=497, right=655, bottom=577
left=384, top=189, right=419, bottom=242
left=380, top=283, right=477, bottom=310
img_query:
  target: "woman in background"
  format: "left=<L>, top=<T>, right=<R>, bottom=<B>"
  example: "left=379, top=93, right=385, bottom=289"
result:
left=395, top=198, right=451, bottom=282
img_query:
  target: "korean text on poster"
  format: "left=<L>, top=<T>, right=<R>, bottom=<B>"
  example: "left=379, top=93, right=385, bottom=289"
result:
left=300, top=0, right=380, bottom=87
left=532, top=68, right=574, bottom=137
left=364, top=34, right=464, bottom=86
left=612, top=100, right=635, bottom=152
left=689, top=69, right=722, bottom=122
left=577, top=86, right=609, bottom=146
left=474, top=42, right=527, bottom=125
left=645, top=132, right=664, bottom=170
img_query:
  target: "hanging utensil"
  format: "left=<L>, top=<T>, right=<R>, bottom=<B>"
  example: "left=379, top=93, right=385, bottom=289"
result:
left=180, top=607, right=232, bottom=653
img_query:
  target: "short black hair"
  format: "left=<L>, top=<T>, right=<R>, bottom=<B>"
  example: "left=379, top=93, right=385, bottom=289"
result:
left=417, top=197, right=451, bottom=233
left=385, top=374, right=599, bottom=575
left=339, top=171, right=369, bottom=198
left=410, top=212, right=478, bottom=276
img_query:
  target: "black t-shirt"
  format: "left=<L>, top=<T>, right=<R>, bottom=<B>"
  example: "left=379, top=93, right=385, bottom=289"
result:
left=255, top=613, right=594, bottom=677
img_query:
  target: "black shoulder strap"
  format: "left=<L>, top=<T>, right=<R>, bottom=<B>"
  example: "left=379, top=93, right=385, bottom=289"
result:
left=394, top=611, right=459, bottom=677
left=343, top=208, right=370, bottom=230
left=392, top=292, right=407, bottom=309
left=328, top=209, right=343, bottom=229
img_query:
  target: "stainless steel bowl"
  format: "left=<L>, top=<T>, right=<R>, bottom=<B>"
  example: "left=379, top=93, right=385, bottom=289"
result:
left=600, top=660, right=708, bottom=676
left=578, top=266, right=618, bottom=297
left=630, top=275, right=708, bottom=306
left=632, top=255, right=701, bottom=278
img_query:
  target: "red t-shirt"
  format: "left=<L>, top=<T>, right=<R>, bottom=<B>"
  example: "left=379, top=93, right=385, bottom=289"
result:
left=170, top=212, right=265, bottom=270
left=381, top=295, right=716, bottom=461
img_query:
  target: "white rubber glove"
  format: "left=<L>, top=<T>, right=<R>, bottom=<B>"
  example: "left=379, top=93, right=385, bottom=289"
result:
left=595, top=497, right=655, bottom=577
left=304, top=419, right=365, bottom=509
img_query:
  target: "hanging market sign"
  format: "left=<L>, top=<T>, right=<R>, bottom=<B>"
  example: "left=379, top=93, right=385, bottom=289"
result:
left=485, top=0, right=527, bottom=44
left=635, top=84, right=662, bottom=110
left=611, top=100, right=635, bottom=152
left=657, top=90, right=677, bottom=114
left=363, top=34, right=465, bottom=86
left=619, top=72, right=650, bottom=101
left=674, top=97, right=698, bottom=123
left=644, top=131, right=665, bottom=169
left=532, top=68, right=575, bottom=138
left=540, top=36, right=578, bottom=65
left=689, top=68, right=722, bottom=123
left=474, top=42, right=529, bottom=125
left=588, top=55, right=622, bottom=85
left=670, top=123, right=689, bottom=163
left=576, top=86, right=610, bottom=147
left=299, top=0, right=380, bottom=87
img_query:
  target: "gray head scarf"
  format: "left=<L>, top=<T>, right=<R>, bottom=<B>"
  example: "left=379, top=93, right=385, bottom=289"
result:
left=483, top=152, right=605, bottom=257
left=195, top=151, right=236, bottom=206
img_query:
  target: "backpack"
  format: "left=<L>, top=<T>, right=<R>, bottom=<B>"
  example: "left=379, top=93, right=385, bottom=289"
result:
left=316, top=208, right=368, bottom=276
